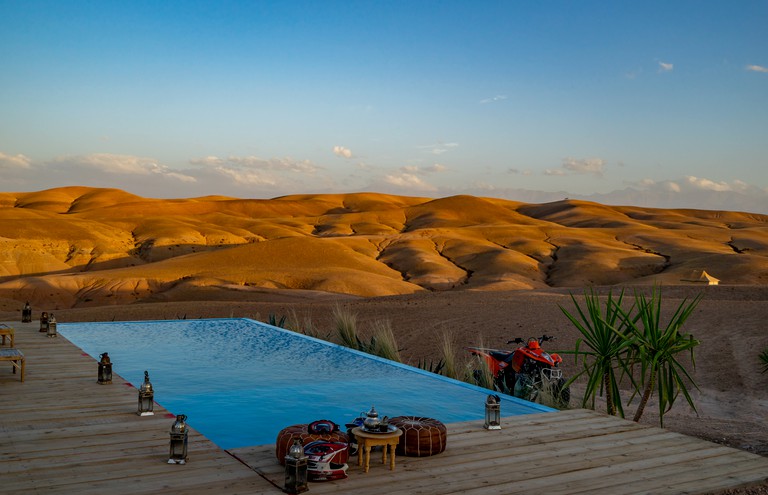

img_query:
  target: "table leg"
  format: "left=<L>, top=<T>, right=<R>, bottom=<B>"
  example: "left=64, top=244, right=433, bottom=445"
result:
left=381, top=445, right=387, bottom=465
left=363, top=445, right=372, bottom=473
left=389, top=444, right=396, bottom=470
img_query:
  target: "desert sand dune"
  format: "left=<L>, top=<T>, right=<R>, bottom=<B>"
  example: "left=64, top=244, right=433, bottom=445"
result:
left=1, top=187, right=766, bottom=308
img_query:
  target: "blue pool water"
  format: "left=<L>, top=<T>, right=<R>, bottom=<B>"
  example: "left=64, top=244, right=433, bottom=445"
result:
left=60, top=319, right=553, bottom=449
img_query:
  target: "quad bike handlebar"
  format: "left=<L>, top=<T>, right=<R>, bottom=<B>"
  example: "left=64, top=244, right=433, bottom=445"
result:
left=507, top=334, right=556, bottom=345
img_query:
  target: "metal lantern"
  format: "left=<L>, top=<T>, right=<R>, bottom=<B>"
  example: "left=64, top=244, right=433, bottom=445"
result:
left=283, top=438, right=308, bottom=494
left=47, top=314, right=57, bottom=338
left=168, top=414, right=189, bottom=464
left=22, top=302, right=32, bottom=323
left=97, top=352, right=113, bottom=384
left=137, top=370, right=154, bottom=416
left=484, top=394, right=501, bottom=430
left=39, top=311, right=49, bottom=333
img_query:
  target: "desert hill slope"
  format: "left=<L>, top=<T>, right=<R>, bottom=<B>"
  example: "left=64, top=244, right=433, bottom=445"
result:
left=0, top=186, right=766, bottom=310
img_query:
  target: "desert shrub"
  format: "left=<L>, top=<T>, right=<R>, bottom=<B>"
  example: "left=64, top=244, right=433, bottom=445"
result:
left=369, top=319, right=401, bottom=362
left=332, top=305, right=402, bottom=362
left=439, top=331, right=461, bottom=380
left=536, top=371, right=570, bottom=410
left=268, top=314, right=287, bottom=328
left=333, top=304, right=359, bottom=349
left=761, top=348, right=768, bottom=374
left=464, top=337, right=498, bottom=391
left=285, top=308, right=328, bottom=339
left=416, top=357, right=445, bottom=375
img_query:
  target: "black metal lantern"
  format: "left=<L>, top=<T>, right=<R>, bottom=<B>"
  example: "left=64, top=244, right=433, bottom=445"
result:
left=97, top=352, right=113, bottom=384
left=137, top=370, right=154, bottom=416
left=168, top=414, right=189, bottom=464
left=283, top=438, right=308, bottom=494
left=484, top=394, right=501, bottom=430
left=39, top=311, right=49, bottom=333
left=47, top=314, right=57, bottom=338
left=22, top=302, right=32, bottom=323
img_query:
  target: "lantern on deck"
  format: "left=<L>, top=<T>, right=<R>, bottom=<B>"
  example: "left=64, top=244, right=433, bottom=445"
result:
left=137, top=370, right=154, bottom=416
left=47, top=314, right=57, bottom=338
left=283, top=438, right=309, bottom=494
left=22, top=302, right=32, bottom=323
left=484, top=394, right=501, bottom=430
left=97, top=352, right=113, bottom=384
left=168, top=414, right=189, bottom=464
left=39, top=311, right=49, bottom=333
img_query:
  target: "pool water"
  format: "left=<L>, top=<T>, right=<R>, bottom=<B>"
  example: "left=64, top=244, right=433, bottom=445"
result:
left=60, top=319, right=553, bottom=449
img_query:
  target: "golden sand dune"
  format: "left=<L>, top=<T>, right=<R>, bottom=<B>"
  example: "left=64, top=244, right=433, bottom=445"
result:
left=0, top=186, right=766, bottom=309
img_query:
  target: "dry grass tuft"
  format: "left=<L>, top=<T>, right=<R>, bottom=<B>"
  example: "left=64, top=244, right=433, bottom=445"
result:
left=369, top=318, right=401, bottom=362
left=333, top=304, right=359, bottom=348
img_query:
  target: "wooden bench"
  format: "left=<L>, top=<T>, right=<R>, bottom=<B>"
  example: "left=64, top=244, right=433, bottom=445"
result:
left=0, top=348, right=25, bottom=382
left=0, top=325, right=14, bottom=347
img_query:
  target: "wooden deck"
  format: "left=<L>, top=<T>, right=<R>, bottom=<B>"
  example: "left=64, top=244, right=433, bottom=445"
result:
left=0, top=321, right=275, bottom=494
left=3, top=319, right=768, bottom=494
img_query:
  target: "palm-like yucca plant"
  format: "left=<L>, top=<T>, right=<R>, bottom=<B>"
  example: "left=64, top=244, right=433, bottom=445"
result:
left=761, top=348, right=768, bottom=374
left=620, top=287, right=702, bottom=426
left=559, top=288, right=634, bottom=416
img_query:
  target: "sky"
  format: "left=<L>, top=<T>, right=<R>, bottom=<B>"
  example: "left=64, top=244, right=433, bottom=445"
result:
left=1, top=1, right=767, bottom=212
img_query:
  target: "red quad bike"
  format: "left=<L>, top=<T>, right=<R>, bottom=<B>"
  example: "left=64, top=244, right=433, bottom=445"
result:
left=467, top=335, right=570, bottom=407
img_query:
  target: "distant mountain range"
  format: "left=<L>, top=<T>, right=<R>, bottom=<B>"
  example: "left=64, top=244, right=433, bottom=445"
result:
left=1, top=187, right=766, bottom=309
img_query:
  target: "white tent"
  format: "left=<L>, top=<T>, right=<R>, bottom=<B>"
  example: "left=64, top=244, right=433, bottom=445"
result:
left=681, top=270, right=720, bottom=285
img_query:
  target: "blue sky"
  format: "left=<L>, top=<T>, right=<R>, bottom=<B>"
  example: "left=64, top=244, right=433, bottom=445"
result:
left=1, top=1, right=767, bottom=212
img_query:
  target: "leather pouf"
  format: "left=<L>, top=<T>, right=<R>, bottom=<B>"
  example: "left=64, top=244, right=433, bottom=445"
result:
left=275, top=424, right=349, bottom=465
left=388, top=416, right=447, bottom=457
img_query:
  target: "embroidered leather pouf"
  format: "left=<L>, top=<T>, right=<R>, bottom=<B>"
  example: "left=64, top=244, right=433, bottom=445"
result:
left=387, top=416, right=447, bottom=457
left=275, top=422, right=349, bottom=465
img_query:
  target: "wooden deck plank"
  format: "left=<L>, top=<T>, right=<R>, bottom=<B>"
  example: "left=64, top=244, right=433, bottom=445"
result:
left=3, top=319, right=768, bottom=495
left=233, top=409, right=768, bottom=495
left=0, top=321, right=277, bottom=495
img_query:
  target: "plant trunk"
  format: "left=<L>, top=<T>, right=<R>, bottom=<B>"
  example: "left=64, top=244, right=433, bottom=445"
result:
left=633, top=370, right=656, bottom=422
left=604, top=371, right=615, bottom=416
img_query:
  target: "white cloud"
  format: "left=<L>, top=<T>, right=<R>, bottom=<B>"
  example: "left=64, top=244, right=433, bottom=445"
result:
left=685, top=175, right=732, bottom=192
left=746, top=64, right=768, bottom=73
left=400, top=164, right=447, bottom=175
left=665, top=181, right=681, bottom=193
left=425, top=163, right=446, bottom=173
left=53, top=154, right=197, bottom=182
left=543, top=168, right=567, bottom=176
left=658, top=61, right=674, bottom=72
left=0, top=152, right=32, bottom=169
left=192, top=155, right=319, bottom=174
left=597, top=176, right=768, bottom=213
left=418, top=142, right=459, bottom=155
left=480, top=95, right=508, bottom=104
left=633, top=176, right=739, bottom=194
left=213, top=166, right=276, bottom=186
left=60, top=153, right=154, bottom=175
left=561, top=157, right=605, bottom=176
left=382, top=173, right=437, bottom=191
left=333, top=146, right=353, bottom=158
left=189, top=156, right=226, bottom=166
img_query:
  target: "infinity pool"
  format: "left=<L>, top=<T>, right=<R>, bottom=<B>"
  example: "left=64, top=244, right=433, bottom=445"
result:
left=60, top=319, right=553, bottom=449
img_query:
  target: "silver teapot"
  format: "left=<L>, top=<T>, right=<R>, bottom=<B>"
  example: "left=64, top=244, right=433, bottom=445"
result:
left=362, top=405, right=380, bottom=430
